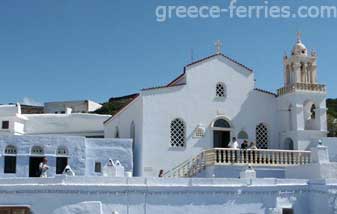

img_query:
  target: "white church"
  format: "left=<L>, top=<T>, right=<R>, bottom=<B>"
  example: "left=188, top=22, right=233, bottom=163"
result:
left=104, top=33, right=327, bottom=177
left=0, top=34, right=337, bottom=214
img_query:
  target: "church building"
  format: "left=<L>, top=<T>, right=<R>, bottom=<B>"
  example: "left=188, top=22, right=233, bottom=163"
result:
left=104, top=34, right=327, bottom=177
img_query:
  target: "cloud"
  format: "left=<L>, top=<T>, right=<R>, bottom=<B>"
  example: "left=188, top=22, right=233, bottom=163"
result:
left=21, top=97, right=43, bottom=106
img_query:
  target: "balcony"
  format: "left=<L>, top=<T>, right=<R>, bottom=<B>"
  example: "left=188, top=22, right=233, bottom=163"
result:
left=164, top=148, right=311, bottom=178
left=277, top=83, right=326, bottom=96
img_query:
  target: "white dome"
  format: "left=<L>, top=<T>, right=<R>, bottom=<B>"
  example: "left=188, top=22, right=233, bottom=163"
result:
left=292, top=41, right=307, bottom=56
left=292, top=32, right=308, bottom=56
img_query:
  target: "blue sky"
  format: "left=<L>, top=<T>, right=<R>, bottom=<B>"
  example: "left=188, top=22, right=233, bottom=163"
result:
left=1, top=0, right=337, bottom=105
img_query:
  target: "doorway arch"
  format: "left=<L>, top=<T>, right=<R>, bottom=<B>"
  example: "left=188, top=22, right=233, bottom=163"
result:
left=211, top=117, right=232, bottom=148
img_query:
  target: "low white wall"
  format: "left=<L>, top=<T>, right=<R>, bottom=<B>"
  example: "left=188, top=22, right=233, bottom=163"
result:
left=0, top=177, right=316, bottom=214
left=322, top=137, right=337, bottom=161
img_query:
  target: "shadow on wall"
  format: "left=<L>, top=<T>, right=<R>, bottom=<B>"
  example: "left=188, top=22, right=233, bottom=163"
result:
left=53, top=201, right=103, bottom=214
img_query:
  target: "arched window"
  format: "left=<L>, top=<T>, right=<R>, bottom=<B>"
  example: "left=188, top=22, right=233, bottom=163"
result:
left=130, top=121, right=136, bottom=175
left=303, top=100, right=319, bottom=130
left=256, top=123, right=269, bottom=149
left=130, top=121, right=135, bottom=142
left=4, top=145, right=17, bottom=174
left=300, top=62, right=306, bottom=83
left=57, top=146, right=68, bottom=156
left=238, top=130, right=248, bottom=140
left=31, top=146, right=44, bottom=155
left=56, top=146, right=68, bottom=174
left=288, top=104, right=293, bottom=131
left=216, top=82, right=226, bottom=98
left=213, top=119, right=230, bottom=128
left=310, top=104, right=316, bottom=119
left=5, top=145, right=17, bottom=154
left=115, top=127, right=120, bottom=138
left=170, top=118, right=186, bottom=147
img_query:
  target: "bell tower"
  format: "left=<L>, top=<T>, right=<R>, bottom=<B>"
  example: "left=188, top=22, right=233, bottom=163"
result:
left=283, top=32, right=318, bottom=86
left=277, top=33, right=327, bottom=150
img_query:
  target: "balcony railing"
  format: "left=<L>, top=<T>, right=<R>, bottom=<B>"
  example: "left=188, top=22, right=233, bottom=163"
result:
left=277, top=83, right=326, bottom=96
left=164, top=148, right=311, bottom=178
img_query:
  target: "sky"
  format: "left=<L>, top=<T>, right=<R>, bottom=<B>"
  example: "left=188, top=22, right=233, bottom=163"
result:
left=1, top=0, right=337, bottom=105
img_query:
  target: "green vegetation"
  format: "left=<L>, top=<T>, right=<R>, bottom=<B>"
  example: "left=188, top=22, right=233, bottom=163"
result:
left=327, top=99, right=337, bottom=137
left=92, top=94, right=138, bottom=116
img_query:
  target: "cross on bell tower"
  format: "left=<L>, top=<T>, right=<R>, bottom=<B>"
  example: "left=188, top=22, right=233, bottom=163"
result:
left=297, top=31, right=302, bottom=43
left=215, top=40, right=222, bottom=54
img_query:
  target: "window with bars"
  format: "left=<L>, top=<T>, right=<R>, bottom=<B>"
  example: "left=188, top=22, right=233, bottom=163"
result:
left=170, top=118, right=186, bottom=147
left=216, top=83, right=226, bottom=98
left=256, top=123, right=269, bottom=149
left=57, top=146, right=68, bottom=156
left=31, top=146, right=44, bottom=155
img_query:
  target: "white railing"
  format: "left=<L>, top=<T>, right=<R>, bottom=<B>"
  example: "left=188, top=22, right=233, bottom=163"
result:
left=164, top=148, right=311, bottom=178
left=277, top=83, right=326, bottom=96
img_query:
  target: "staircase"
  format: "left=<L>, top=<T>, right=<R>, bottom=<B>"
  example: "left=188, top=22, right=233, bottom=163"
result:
left=163, top=148, right=311, bottom=178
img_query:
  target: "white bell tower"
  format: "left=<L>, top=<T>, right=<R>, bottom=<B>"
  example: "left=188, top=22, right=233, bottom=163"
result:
left=277, top=33, right=327, bottom=150
left=283, top=32, right=318, bottom=86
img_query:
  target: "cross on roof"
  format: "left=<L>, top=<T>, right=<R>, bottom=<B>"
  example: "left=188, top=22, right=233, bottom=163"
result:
left=215, top=40, right=222, bottom=54
left=297, top=32, right=302, bottom=42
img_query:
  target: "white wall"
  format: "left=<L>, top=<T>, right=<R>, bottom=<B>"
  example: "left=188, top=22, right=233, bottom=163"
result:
left=0, top=177, right=319, bottom=214
left=85, top=138, right=133, bottom=176
left=104, top=96, right=143, bottom=176
left=24, top=113, right=110, bottom=137
left=277, top=92, right=327, bottom=150
left=0, top=135, right=132, bottom=178
left=140, top=55, right=278, bottom=176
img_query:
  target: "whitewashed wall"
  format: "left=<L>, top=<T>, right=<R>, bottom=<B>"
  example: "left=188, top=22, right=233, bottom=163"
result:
left=104, top=97, right=143, bottom=176
left=0, top=177, right=333, bottom=214
left=24, top=113, right=110, bottom=137
left=140, top=56, right=277, bottom=176
left=0, top=135, right=132, bottom=177
left=277, top=92, right=327, bottom=150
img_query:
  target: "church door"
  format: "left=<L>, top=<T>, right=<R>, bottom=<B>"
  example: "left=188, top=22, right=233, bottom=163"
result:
left=212, top=118, right=232, bottom=148
left=213, top=131, right=230, bottom=148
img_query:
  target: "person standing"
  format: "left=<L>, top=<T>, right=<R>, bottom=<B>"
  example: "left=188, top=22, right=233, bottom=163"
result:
left=158, top=169, right=164, bottom=177
left=241, top=140, right=249, bottom=149
left=229, top=137, right=239, bottom=149
left=249, top=141, right=257, bottom=150
left=39, top=157, right=49, bottom=178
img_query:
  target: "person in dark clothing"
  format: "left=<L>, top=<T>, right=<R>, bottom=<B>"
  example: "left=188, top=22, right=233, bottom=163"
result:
left=241, top=140, right=249, bottom=163
left=241, top=140, right=249, bottom=149
left=158, top=169, right=164, bottom=177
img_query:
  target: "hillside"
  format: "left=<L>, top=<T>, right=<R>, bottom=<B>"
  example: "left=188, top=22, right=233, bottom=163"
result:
left=93, top=93, right=139, bottom=116
left=327, top=98, right=337, bottom=137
